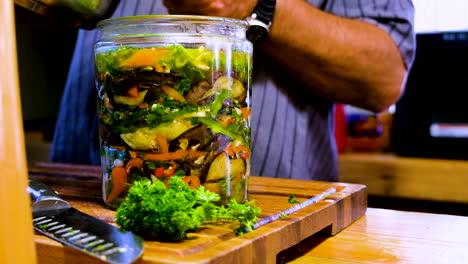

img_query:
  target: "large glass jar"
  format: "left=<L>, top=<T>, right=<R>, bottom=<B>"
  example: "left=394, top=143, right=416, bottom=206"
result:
left=94, top=15, right=253, bottom=209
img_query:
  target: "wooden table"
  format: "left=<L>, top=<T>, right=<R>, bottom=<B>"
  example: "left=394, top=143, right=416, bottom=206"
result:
left=279, top=207, right=468, bottom=264
left=30, top=162, right=367, bottom=264
left=29, top=162, right=468, bottom=264
left=339, top=153, right=468, bottom=203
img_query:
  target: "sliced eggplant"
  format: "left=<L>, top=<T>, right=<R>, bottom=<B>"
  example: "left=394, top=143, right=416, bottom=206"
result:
left=205, top=153, right=246, bottom=182
left=114, top=89, right=148, bottom=106
left=199, top=76, right=246, bottom=103
left=205, top=134, right=231, bottom=153
left=177, top=159, right=206, bottom=177
left=185, top=80, right=211, bottom=104
left=173, top=124, right=214, bottom=150
left=120, top=120, right=195, bottom=150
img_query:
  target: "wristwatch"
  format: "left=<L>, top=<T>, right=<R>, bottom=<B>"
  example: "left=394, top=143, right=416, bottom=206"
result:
left=245, top=0, right=277, bottom=43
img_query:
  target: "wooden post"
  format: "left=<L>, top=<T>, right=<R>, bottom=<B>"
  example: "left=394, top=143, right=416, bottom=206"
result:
left=0, top=0, right=37, bottom=263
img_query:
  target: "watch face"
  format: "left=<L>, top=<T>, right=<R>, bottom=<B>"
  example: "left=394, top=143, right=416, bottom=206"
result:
left=247, top=25, right=269, bottom=43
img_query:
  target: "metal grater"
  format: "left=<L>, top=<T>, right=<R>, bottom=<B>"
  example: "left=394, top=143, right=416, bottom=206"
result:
left=28, top=178, right=143, bottom=264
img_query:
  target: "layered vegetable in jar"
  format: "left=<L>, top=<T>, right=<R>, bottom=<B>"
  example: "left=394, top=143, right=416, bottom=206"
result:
left=95, top=43, right=252, bottom=209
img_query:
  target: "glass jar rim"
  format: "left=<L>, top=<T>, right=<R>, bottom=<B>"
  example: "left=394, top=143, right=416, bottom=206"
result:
left=96, top=14, right=249, bottom=29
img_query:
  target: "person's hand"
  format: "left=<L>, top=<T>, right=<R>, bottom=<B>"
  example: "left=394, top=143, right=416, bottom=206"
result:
left=163, top=0, right=258, bottom=20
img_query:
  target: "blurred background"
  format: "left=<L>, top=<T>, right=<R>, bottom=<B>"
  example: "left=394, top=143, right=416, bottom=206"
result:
left=16, top=5, right=77, bottom=159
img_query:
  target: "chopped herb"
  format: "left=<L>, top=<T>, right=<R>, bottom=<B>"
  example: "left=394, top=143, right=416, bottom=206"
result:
left=115, top=177, right=261, bottom=241
left=288, top=195, right=300, bottom=204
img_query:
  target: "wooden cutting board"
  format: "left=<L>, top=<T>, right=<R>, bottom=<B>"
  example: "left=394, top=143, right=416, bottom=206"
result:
left=29, top=162, right=367, bottom=264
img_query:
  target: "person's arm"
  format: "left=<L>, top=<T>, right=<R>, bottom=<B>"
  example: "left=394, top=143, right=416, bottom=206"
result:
left=164, top=0, right=413, bottom=113
left=264, top=0, right=408, bottom=113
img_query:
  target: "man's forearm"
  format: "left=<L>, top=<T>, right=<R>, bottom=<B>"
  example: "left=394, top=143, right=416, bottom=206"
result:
left=262, top=0, right=407, bottom=112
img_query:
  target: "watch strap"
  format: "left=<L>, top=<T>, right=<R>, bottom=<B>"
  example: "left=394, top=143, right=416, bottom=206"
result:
left=252, top=0, right=276, bottom=27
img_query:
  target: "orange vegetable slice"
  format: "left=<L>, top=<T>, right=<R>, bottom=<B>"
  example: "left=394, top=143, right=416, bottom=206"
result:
left=125, top=157, right=144, bottom=174
left=127, top=86, right=139, bottom=98
left=181, top=175, right=201, bottom=189
left=163, top=161, right=177, bottom=177
left=218, top=115, right=235, bottom=128
left=119, top=48, right=171, bottom=68
left=222, top=143, right=250, bottom=159
left=162, top=85, right=187, bottom=102
left=106, top=166, right=127, bottom=204
left=240, top=107, right=251, bottom=120
left=155, top=134, right=169, bottom=153
left=154, top=167, right=165, bottom=178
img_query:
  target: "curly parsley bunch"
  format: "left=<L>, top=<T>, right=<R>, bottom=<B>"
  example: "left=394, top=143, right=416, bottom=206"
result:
left=115, top=177, right=260, bottom=241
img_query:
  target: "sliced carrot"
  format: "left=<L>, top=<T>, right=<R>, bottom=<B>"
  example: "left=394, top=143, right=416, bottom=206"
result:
left=181, top=175, right=201, bottom=189
left=119, top=48, right=171, bottom=68
left=127, top=86, right=139, bottom=98
left=218, top=115, right=235, bottom=128
left=162, top=85, right=187, bottom=102
left=154, top=167, right=165, bottom=178
left=233, top=145, right=250, bottom=160
left=223, top=146, right=235, bottom=157
left=223, top=143, right=250, bottom=159
left=222, top=143, right=235, bottom=157
left=125, top=157, right=143, bottom=174
left=240, top=107, right=251, bottom=120
left=155, top=134, right=169, bottom=153
left=232, top=145, right=249, bottom=153
left=154, top=161, right=177, bottom=178
left=240, top=151, right=250, bottom=160
left=163, top=161, right=177, bottom=177
left=143, top=149, right=207, bottom=161
left=106, top=166, right=127, bottom=204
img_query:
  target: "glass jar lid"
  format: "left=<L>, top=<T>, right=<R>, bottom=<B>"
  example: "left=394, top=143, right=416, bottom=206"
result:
left=97, top=15, right=249, bottom=41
